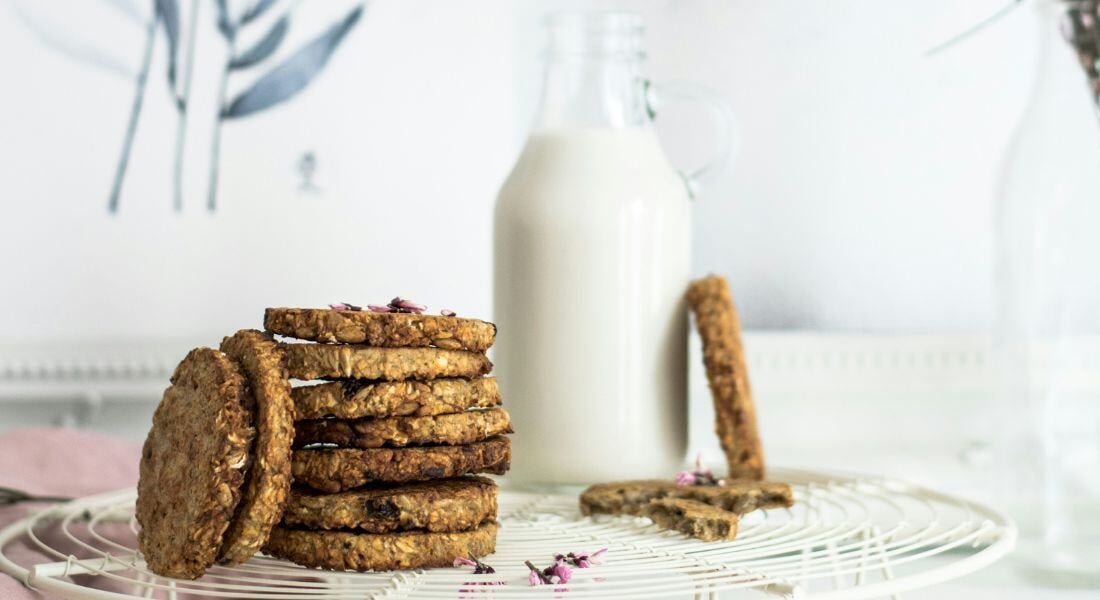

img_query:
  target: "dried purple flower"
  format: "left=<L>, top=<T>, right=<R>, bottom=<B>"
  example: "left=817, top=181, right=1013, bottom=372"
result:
left=329, top=302, right=362, bottom=311
left=367, top=305, right=392, bottom=313
left=441, top=309, right=457, bottom=317
left=389, top=297, right=427, bottom=313
left=549, top=557, right=573, bottom=583
left=525, top=561, right=552, bottom=586
left=453, top=556, right=495, bottom=574
left=677, top=453, right=724, bottom=487
left=567, top=548, right=608, bottom=568
left=675, top=471, right=697, bottom=486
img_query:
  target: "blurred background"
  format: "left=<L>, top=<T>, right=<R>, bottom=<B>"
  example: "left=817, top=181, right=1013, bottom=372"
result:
left=1, top=0, right=1096, bottom=595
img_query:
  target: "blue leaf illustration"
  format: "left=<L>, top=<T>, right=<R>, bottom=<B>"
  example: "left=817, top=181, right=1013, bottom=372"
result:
left=215, top=0, right=233, bottom=39
left=239, top=0, right=277, bottom=26
left=229, top=15, right=288, bottom=70
left=156, top=0, right=179, bottom=85
left=222, top=4, right=362, bottom=119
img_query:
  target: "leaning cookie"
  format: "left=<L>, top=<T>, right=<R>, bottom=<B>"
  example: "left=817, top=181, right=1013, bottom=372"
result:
left=292, top=436, right=511, bottom=493
left=281, top=477, right=498, bottom=533
left=263, top=521, right=499, bottom=572
left=291, top=377, right=501, bottom=420
left=294, top=408, right=513, bottom=449
left=136, top=348, right=254, bottom=580
left=217, top=330, right=295, bottom=566
left=686, top=275, right=766, bottom=481
left=283, top=344, right=492, bottom=381
left=265, top=307, right=497, bottom=351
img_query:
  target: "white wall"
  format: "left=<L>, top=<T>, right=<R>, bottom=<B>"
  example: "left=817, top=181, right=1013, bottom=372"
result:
left=1, top=0, right=1039, bottom=345
left=0, top=1, right=1043, bottom=445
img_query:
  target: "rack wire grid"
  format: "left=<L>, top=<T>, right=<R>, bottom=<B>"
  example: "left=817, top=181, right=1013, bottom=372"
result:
left=0, top=467, right=1015, bottom=599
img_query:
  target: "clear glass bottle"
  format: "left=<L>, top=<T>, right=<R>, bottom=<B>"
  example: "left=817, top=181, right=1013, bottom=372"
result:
left=493, top=12, right=734, bottom=486
left=995, top=0, right=1100, bottom=579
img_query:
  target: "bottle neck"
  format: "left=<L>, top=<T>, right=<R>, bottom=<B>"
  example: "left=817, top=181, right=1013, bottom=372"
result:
left=533, top=11, right=650, bottom=131
left=533, top=58, right=649, bottom=130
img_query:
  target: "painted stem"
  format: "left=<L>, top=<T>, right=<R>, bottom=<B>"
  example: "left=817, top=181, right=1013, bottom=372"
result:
left=108, top=14, right=158, bottom=214
left=207, top=42, right=233, bottom=212
left=172, top=0, right=200, bottom=212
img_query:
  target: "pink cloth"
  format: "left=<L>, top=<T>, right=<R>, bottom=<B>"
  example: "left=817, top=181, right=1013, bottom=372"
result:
left=0, top=428, right=141, bottom=599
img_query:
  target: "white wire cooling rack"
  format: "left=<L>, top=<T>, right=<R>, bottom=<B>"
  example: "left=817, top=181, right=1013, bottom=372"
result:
left=0, top=467, right=1015, bottom=599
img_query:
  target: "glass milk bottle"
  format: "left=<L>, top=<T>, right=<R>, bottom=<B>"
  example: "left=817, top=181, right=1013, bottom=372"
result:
left=494, top=12, right=734, bottom=485
left=995, top=0, right=1100, bottom=579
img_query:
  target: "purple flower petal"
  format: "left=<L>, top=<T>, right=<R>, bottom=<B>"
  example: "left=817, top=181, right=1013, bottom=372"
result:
left=390, top=297, right=428, bottom=312
left=589, top=548, right=608, bottom=565
left=528, top=571, right=541, bottom=586
left=367, top=305, right=392, bottom=313
left=550, top=559, right=573, bottom=583
left=329, top=303, right=349, bottom=311
left=441, top=309, right=456, bottom=317
left=454, top=557, right=477, bottom=568
left=676, top=471, right=696, bottom=486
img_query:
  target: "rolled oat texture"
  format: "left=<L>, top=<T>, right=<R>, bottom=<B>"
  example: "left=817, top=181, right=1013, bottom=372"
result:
left=265, top=307, right=496, bottom=351
left=217, top=330, right=295, bottom=565
left=292, top=436, right=511, bottom=493
left=263, top=521, right=499, bottom=572
left=136, top=348, right=254, bottom=580
left=291, top=377, right=500, bottom=420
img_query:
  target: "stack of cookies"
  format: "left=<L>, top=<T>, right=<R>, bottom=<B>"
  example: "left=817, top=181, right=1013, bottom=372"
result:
left=261, top=305, right=512, bottom=571
left=134, top=304, right=508, bottom=580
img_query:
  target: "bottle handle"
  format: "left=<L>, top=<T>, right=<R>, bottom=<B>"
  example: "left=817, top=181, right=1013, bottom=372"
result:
left=644, top=80, right=739, bottom=199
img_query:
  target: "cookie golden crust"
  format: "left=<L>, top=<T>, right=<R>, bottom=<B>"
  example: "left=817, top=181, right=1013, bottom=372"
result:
left=294, top=408, right=513, bottom=449
left=283, top=343, right=492, bottom=381
left=263, top=521, right=499, bottom=572
left=640, top=498, right=740, bottom=541
left=264, top=307, right=496, bottom=351
left=281, top=477, right=498, bottom=533
left=217, top=330, right=295, bottom=566
left=136, top=348, right=254, bottom=580
left=686, top=275, right=766, bottom=480
left=291, top=377, right=501, bottom=420
left=292, top=437, right=511, bottom=493
left=579, top=480, right=793, bottom=517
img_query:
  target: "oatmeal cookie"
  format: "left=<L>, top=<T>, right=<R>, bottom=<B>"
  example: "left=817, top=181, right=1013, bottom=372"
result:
left=281, top=477, right=497, bottom=533
left=136, top=348, right=254, bottom=580
left=294, top=408, right=513, bottom=449
left=263, top=521, right=499, bottom=572
left=580, top=479, right=793, bottom=516
left=640, top=498, right=740, bottom=541
left=291, top=377, right=501, bottom=420
left=686, top=275, right=765, bottom=480
left=217, top=330, right=295, bottom=565
left=283, top=344, right=492, bottom=381
left=292, top=436, right=511, bottom=493
left=264, top=307, right=496, bottom=351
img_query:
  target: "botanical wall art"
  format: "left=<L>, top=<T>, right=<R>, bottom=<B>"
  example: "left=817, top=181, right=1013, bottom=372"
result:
left=11, top=0, right=364, bottom=214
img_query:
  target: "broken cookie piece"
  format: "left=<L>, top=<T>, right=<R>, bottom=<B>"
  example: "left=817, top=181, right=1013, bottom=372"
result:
left=640, top=498, right=740, bottom=541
